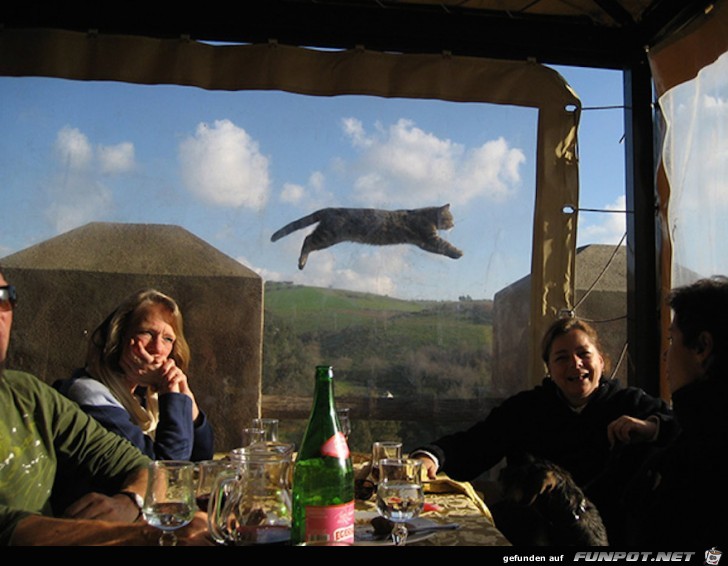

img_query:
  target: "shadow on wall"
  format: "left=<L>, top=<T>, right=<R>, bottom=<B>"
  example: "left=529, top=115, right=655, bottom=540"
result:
left=1, top=222, right=263, bottom=453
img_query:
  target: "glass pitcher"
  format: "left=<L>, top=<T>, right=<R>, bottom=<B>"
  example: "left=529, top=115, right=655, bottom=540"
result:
left=207, top=446, right=293, bottom=545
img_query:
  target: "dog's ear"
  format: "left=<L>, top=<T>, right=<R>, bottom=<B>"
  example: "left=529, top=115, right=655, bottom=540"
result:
left=539, top=470, right=560, bottom=495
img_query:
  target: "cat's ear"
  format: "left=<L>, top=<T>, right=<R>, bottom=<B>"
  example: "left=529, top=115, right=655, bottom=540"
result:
left=442, top=203, right=451, bottom=210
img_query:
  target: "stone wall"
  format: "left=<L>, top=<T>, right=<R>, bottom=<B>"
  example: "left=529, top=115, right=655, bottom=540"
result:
left=493, top=244, right=628, bottom=396
left=1, top=222, right=263, bottom=453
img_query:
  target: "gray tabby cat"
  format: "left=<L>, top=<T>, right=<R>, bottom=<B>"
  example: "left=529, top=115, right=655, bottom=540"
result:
left=270, top=203, right=463, bottom=270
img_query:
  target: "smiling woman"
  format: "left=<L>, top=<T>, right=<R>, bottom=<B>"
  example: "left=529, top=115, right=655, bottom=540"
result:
left=408, top=315, right=679, bottom=546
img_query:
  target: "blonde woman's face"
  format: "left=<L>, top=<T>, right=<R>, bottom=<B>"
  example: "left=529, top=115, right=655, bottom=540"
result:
left=547, top=329, right=604, bottom=407
left=121, top=303, right=176, bottom=384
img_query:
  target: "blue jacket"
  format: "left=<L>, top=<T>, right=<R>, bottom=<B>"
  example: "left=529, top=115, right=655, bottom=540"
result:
left=53, top=369, right=214, bottom=462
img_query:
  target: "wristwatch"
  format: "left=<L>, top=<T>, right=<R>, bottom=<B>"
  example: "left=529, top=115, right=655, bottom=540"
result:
left=119, top=490, right=144, bottom=519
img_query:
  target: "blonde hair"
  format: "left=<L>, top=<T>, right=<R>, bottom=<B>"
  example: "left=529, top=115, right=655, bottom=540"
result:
left=85, top=289, right=190, bottom=433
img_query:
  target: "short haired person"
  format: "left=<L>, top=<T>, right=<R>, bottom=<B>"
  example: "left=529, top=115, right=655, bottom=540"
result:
left=627, top=275, right=728, bottom=546
left=0, top=266, right=210, bottom=545
left=410, top=316, right=679, bottom=545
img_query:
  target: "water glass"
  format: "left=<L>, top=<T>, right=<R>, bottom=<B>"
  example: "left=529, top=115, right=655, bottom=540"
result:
left=142, top=460, right=196, bottom=546
left=336, top=407, right=352, bottom=441
left=241, top=427, right=266, bottom=447
left=252, top=418, right=279, bottom=442
left=369, top=441, right=403, bottom=483
left=376, top=458, right=425, bottom=546
left=195, top=459, right=234, bottom=512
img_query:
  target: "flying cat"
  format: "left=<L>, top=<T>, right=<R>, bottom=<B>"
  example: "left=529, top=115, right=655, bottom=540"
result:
left=270, top=203, right=463, bottom=270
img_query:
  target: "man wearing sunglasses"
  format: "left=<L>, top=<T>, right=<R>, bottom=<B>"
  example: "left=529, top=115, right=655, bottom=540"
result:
left=0, top=266, right=211, bottom=545
left=0, top=284, right=16, bottom=309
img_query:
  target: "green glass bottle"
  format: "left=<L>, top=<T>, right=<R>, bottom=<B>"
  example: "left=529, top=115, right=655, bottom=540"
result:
left=291, top=365, right=355, bottom=545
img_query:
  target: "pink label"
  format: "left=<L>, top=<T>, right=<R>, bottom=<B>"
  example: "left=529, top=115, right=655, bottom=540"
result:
left=320, top=431, right=350, bottom=459
left=304, top=500, right=355, bottom=544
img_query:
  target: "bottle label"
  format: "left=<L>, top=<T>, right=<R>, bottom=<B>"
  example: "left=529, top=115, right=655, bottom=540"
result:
left=303, top=500, right=355, bottom=544
left=320, top=431, right=350, bottom=459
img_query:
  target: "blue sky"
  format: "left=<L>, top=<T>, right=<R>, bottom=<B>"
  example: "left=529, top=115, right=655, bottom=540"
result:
left=0, top=65, right=627, bottom=300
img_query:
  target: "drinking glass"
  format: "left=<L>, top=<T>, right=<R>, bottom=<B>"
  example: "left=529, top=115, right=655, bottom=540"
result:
left=252, top=418, right=279, bottom=442
left=375, top=458, right=425, bottom=546
left=142, top=460, right=196, bottom=546
left=336, top=407, right=351, bottom=441
left=195, top=459, right=234, bottom=512
left=368, top=441, right=402, bottom=483
left=241, top=426, right=266, bottom=447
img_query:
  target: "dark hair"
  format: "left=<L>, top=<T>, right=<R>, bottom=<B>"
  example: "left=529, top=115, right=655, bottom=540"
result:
left=668, top=275, right=728, bottom=379
left=541, top=316, right=612, bottom=375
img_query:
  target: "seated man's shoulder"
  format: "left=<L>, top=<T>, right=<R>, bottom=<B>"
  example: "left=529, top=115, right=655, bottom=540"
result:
left=3, top=369, right=45, bottom=390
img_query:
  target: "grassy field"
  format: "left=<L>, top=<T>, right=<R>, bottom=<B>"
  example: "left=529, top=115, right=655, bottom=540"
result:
left=263, top=282, right=496, bottom=451
left=263, top=281, right=493, bottom=398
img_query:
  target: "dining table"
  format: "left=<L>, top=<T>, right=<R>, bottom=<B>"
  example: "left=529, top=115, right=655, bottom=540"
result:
left=353, top=455, right=512, bottom=546
left=211, top=449, right=512, bottom=546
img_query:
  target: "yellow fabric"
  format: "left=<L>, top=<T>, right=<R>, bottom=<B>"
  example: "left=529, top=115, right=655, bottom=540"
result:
left=425, top=474, right=494, bottom=524
left=649, top=2, right=728, bottom=400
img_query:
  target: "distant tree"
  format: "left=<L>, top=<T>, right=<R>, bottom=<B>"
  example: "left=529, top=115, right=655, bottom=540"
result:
left=262, top=311, right=319, bottom=396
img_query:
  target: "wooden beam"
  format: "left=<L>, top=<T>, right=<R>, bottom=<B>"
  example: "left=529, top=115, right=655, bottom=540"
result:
left=624, top=57, right=661, bottom=396
left=262, top=394, right=504, bottom=423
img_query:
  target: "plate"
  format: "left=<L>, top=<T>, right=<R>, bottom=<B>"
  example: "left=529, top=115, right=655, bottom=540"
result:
left=354, top=516, right=451, bottom=546
left=354, top=527, right=437, bottom=546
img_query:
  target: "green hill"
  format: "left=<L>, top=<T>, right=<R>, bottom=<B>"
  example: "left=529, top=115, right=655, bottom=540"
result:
left=263, top=281, right=493, bottom=399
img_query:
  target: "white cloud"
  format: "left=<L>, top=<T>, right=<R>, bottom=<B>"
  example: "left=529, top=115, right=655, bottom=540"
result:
left=288, top=249, right=399, bottom=296
left=179, top=119, right=270, bottom=210
left=45, top=178, right=113, bottom=233
left=280, top=182, right=306, bottom=204
left=45, top=127, right=133, bottom=233
left=277, top=171, right=333, bottom=210
left=577, top=195, right=627, bottom=246
left=265, top=242, right=437, bottom=298
left=340, top=118, right=525, bottom=206
left=341, top=117, right=370, bottom=148
left=54, top=126, right=93, bottom=170
left=98, top=142, right=135, bottom=175
left=459, top=138, right=525, bottom=202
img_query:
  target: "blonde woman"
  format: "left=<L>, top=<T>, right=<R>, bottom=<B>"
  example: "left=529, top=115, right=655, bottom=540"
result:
left=53, top=289, right=214, bottom=510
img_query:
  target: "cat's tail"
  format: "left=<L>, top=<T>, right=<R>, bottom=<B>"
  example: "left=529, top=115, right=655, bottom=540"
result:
left=270, top=210, right=324, bottom=241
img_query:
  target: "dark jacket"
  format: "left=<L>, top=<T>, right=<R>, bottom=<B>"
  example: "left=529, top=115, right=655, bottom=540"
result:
left=416, top=377, right=676, bottom=485
left=413, top=377, right=678, bottom=544
left=626, top=377, right=728, bottom=547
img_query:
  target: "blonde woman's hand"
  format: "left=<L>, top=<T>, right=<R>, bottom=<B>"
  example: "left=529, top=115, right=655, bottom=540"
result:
left=157, top=358, right=200, bottom=421
left=120, top=338, right=166, bottom=386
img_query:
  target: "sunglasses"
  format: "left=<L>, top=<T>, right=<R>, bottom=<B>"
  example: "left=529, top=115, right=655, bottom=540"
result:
left=0, top=285, right=17, bottom=311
